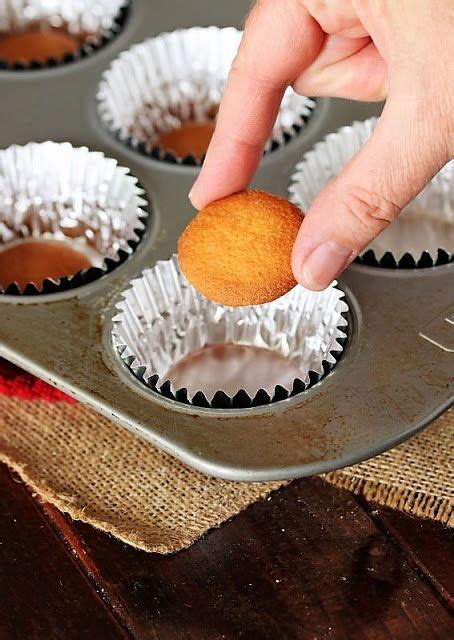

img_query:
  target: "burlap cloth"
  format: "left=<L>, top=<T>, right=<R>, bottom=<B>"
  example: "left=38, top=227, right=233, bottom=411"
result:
left=0, top=360, right=452, bottom=553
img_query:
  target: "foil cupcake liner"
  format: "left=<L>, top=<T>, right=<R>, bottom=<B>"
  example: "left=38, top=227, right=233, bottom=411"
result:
left=0, top=0, right=129, bottom=70
left=97, top=27, right=316, bottom=166
left=112, top=256, right=349, bottom=409
left=0, top=141, right=148, bottom=295
left=289, top=117, right=454, bottom=268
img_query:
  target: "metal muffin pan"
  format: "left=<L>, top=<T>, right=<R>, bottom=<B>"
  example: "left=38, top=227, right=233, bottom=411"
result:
left=0, top=0, right=452, bottom=481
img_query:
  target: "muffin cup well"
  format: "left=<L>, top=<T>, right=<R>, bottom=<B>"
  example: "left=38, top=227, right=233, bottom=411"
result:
left=0, top=0, right=129, bottom=70
left=97, top=27, right=316, bottom=166
left=289, top=117, right=454, bottom=268
left=112, top=256, right=349, bottom=409
left=0, top=142, right=148, bottom=295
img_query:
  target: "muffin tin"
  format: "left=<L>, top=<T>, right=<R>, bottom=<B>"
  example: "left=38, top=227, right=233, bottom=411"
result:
left=0, top=0, right=452, bottom=481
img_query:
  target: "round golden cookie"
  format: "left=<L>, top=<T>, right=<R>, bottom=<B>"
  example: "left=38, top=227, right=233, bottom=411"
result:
left=178, top=190, right=302, bottom=306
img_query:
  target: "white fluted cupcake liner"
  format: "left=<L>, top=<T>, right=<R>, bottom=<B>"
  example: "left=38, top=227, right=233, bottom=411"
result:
left=112, top=256, right=349, bottom=409
left=289, top=117, right=454, bottom=268
left=0, top=141, right=148, bottom=294
left=0, top=0, right=129, bottom=70
left=98, top=27, right=316, bottom=165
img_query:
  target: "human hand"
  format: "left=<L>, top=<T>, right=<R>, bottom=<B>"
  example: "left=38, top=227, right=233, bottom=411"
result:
left=189, top=0, right=453, bottom=290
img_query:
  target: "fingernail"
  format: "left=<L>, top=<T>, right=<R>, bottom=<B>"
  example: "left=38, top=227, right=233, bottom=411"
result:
left=188, top=184, right=201, bottom=209
left=301, top=242, right=353, bottom=290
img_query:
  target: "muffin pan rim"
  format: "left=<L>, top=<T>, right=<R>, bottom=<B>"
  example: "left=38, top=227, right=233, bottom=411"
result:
left=1, top=262, right=451, bottom=482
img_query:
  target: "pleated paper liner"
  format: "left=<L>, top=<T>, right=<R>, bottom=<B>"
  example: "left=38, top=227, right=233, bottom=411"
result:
left=112, top=256, right=349, bottom=409
left=97, top=26, right=316, bottom=166
left=0, top=142, right=148, bottom=296
left=0, top=0, right=129, bottom=71
left=289, top=117, right=454, bottom=268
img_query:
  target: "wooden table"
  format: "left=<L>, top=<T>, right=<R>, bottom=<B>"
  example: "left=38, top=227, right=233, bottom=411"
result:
left=0, top=463, right=452, bottom=639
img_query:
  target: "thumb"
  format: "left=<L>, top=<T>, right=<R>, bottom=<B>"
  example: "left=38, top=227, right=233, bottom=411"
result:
left=291, top=97, right=450, bottom=290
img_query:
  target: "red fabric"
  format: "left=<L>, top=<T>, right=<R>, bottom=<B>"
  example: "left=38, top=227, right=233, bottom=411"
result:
left=0, top=359, right=75, bottom=403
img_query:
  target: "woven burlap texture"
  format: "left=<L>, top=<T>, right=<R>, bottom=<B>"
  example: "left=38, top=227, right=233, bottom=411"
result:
left=0, top=394, right=452, bottom=553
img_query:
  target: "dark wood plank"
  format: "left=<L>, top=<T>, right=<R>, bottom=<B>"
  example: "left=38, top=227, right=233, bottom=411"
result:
left=368, top=505, right=453, bottom=609
left=46, top=477, right=454, bottom=640
left=0, top=464, right=128, bottom=640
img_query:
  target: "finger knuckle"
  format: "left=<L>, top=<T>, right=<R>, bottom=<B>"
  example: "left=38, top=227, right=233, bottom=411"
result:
left=339, top=184, right=401, bottom=232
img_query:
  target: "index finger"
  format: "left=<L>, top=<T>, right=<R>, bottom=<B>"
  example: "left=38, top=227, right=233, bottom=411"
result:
left=189, top=0, right=323, bottom=209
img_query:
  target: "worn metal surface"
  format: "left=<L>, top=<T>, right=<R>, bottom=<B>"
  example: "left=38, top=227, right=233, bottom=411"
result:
left=0, top=0, right=452, bottom=481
